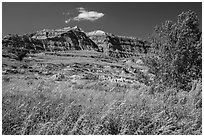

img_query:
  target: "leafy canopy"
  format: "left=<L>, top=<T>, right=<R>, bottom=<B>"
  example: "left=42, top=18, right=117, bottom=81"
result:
left=148, top=10, right=201, bottom=90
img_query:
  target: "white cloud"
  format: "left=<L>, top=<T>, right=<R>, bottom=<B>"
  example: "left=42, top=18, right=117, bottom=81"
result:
left=64, top=7, right=104, bottom=23
left=73, top=11, right=104, bottom=21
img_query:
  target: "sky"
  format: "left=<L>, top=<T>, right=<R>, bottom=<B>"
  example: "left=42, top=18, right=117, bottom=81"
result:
left=2, top=2, right=202, bottom=40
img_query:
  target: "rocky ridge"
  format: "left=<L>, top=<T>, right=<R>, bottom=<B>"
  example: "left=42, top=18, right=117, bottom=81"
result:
left=86, top=30, right=150, bottom=55
left=2, top=26, right=151, bottom=59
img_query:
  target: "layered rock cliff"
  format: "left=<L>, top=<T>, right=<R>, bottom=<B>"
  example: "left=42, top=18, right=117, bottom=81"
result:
left=2, top=26, right=151, bottom=59
left=2, top=26, right=99, bottom=57
left=86, top=30, right=150, bottom=55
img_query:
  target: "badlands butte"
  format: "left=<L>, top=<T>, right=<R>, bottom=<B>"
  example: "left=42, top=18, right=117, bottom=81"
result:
left=2, top=26, right=154, bottom=87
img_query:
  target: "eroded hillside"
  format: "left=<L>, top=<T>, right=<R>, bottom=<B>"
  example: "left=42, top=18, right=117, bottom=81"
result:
left=2, top=26, right=151, bottom=60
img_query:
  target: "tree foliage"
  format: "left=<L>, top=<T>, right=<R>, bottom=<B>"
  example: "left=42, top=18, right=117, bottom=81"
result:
left=148, top=11, right=202, bottom=90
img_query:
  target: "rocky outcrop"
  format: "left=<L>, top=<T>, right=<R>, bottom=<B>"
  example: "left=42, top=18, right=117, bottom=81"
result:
left=32, top=26, right=99, bottom=51
left=87, top=30, right=150, bottom=56
left=2, top=26, right=99, bottom=58
left=2, top=26, right=151, bottom=60
left=2, top=34, right=45, bottom=56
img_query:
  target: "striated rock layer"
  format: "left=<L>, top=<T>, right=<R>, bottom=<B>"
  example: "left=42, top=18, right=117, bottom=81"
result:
left=2, top=26, right=99, bottom=57
left=2, top=26, right=151, bottom=59
left=86, top=30, right=150, bottom=54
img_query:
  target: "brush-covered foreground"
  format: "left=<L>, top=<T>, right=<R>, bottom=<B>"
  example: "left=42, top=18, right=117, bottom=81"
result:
left=2, top=51, right=202, bottom=135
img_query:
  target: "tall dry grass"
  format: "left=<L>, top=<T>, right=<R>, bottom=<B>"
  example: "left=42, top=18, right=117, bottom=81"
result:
left=2, top=79, right=202, bottom=135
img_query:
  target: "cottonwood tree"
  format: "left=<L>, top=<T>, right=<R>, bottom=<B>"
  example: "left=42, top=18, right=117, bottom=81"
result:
left=147, top=10, right=202, bottom=90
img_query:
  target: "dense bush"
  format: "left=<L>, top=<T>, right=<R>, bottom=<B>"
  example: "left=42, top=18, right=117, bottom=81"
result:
left=146, top=11, right=202, bottom=90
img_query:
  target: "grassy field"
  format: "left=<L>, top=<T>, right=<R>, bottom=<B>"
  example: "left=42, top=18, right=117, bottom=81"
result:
left=2, top=51, right=202, bottom=135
